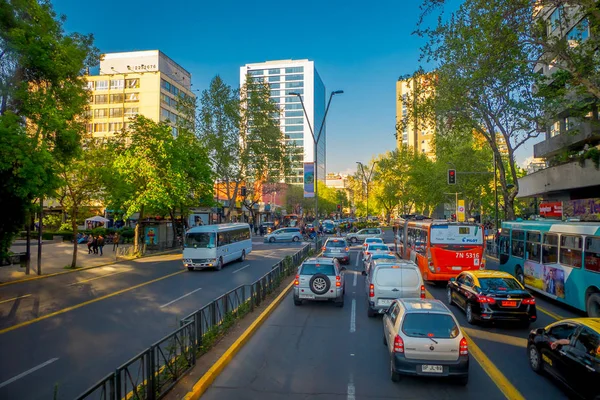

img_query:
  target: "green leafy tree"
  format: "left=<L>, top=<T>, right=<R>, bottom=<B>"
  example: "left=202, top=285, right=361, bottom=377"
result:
left=0, top=0, right=97, bottom=260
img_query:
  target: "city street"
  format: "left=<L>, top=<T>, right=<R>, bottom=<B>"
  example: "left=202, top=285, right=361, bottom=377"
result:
left=201, top=231, right=582, bottom=400
left=0, top=241, right=305, bottom=400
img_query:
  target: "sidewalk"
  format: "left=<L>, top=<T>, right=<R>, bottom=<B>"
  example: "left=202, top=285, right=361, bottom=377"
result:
left=0, top=241, right=132, bottom=284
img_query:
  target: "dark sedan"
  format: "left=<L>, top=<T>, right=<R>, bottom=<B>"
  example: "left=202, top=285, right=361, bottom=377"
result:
left=527, top=318, right=600, bottom=400
left=447, top=270, right=537, bottom=327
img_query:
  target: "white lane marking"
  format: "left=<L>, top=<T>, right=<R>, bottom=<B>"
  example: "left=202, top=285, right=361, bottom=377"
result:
left=355, top=252, right=361, bottom=267
left=159, top=287, right=202, bottom=308
left=350, top=299, right=356, bottom=333
left=0, top=358, right=59, bottom=389
left=347, top=373, right=356, bottom=400
left=0, top=294, right=31, bottom=305
left=232, top=264, right=250, bottom=274
left=353, top=272, right=357, bottom=287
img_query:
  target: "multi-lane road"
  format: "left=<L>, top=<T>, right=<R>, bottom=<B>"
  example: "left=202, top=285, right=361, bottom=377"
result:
left=0, top=239, right=305, bottom=400
left=201, top=231, right=582, bottom=400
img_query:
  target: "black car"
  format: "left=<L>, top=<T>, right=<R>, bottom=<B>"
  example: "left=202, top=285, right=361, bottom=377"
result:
left=528, top=318, right=600, bottom=400
left=447, top=270, right=537, bottom=327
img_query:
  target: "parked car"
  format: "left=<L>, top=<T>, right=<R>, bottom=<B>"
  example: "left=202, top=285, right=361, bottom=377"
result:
left=447, top=270, right=537, bottom=327
left=293, top=257, right=345, bottom=307
left=366, top=259, right=425, bottom=317
left=264, top=228, right=303, bottom=243
left=363, top=252, right=399, bottom=276
left=322, top=238, right=350, bottom=264
left=528, top=318, right=600, bottom=400
left=346, top=228, right=383, bottom=244
left=383, top=298, right=469, bottom=385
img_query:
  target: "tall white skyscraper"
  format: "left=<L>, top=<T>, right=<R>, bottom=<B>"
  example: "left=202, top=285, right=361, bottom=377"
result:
left=240, top=59, right=326, bottom=185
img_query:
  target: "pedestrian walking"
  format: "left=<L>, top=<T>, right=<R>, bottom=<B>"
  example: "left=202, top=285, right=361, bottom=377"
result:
left=98, top=235, right=105, bottom=256
left=113, top=232, right=120, bottom=251
left=87, top=235, right=94, bottom=254
left=92, top=236, right=99, bottom=255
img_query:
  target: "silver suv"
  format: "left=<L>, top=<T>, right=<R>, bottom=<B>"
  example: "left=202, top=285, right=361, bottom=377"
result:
left=293, top=257, right=345, bottom=307
left=322, top=238, right=350, bottom=264
left=346, top=228, right=382, bottom=244
left=383, top=299, right=469, bottom=385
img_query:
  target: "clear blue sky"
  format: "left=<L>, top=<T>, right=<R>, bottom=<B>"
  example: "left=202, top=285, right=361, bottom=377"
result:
left=54, top=0, right=536, bottom=174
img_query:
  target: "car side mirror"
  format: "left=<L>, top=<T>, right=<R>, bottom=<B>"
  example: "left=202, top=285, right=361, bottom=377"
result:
left=449, top=277, right=456, bottom=282
left=362, top=271, right=366, bottom=276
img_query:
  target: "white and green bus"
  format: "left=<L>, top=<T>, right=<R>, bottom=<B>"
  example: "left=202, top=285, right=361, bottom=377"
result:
left=183, top=223, right=252, bottom=271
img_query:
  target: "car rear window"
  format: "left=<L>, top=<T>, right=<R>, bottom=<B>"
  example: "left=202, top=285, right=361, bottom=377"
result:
left=478, top=277, right=522, bottom=291
left=375, top=267, right=419, bottom=287
left=402, top=313, right=459, bottom=339
left=300, top=263, right=335, bottom=276
left=366, top=238, right=382, bottom=243
left=369, top=244, right=389, bottom=251
left=327, top=241, right=347, bottom=248
left=373, top=254, right=397, bottom=261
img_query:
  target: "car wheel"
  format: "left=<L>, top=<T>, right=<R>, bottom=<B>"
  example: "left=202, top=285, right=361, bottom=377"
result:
left=447, top=287, right=454, bottom=306
left=390, top=357, right=401, bottom=382
left=269, top=237, right=275, bottom=243
left=309, top=273, right=330, bottom=295
left=239, top=250, right=245, bottom=262
left=294, top=298, right=302, bottom=306
left=586, top=293, right=600, bottom=317
left=516, top=266, right=524, bottom=285
left=457, top=375, right=469, bottom=386
left=293, top=236, right=299, bottom=242
left=216, top=257, right=223, bottom=271
left=351, top=237, right=357, bottom=244
left=466, top=303, right=476, bottom=325
left=367, top=306, right=376, bottom=318
left=528, top=344, right=542, bottom=373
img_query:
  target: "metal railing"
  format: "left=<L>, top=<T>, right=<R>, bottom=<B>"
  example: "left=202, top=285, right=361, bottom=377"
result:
left=76, top=243, right=313, bottom=400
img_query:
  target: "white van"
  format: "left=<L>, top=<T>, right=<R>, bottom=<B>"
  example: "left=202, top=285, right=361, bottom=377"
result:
left=365, top=259, right=425, bottom=317
left=183, top=223, right=252, bottom=271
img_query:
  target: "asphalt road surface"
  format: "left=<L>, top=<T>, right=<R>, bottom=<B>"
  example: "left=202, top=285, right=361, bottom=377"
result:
left=0, top=241, right=306, bottom=400
left=201, top=231, right=581, bottom=400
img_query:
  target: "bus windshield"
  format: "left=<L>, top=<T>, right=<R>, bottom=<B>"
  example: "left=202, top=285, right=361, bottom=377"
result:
left=185, top=232, right=216, bottom=248
left=430, top=225, right=483, bottom=245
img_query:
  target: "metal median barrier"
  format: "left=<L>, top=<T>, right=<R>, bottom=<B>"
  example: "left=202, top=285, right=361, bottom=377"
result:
left=76, top=243, right=315, bottom=400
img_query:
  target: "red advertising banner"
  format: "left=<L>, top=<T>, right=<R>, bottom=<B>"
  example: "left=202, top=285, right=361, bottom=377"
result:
left=539, top=201, right=563, bottom=218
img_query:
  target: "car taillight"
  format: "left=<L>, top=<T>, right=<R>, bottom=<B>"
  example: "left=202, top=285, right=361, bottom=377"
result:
left=522, top=298, right=536, bottom=305
left=420, top=285, right=426, bottom=299
left=364, top=251, right=370, bottom=256
left=322, top=246, right=326, bottom=251
left=428, top=261, right=435, bottom=273
left=336, top=275, right=341, bottom=287
left=393, top=335, right=404, bottom=353
left=345, top=247, right=349, bottom=251
left=477, top=295, right=496, bottom=304
left=369, top=284, right=374, bottom=297
left=294, top=275, right=299, bottom=286
left=459, top=337, right=468, bottom=355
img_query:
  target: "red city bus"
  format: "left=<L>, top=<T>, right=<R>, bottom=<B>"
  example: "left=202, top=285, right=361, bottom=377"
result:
left=399, top=220, right=485, bottom=282
left=282, top=214, right=299, bottom=227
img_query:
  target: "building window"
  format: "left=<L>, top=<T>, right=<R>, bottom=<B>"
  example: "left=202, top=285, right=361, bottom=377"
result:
left=567, top=18, right=589, bottom=44
left=285, top=111, right=304, bottom=117
left=86, top=123, right=93, bottom=133
left=269, top=83, right=281, bottom=89
left=270, top=90, right=280, bottom=97
left=287, top=139, right=304, bottom=146
left=161, top=79, right=171, bottom=91
left=94, top=94, right=108, bottom=104
left=271, top=98, right=281, bottom=104
left=285, top=67, right=304, bottom=74
left=285, top=74, right=303, bottom=81
left=268, top=69, right=280, bottom=75
left=285, top=96, right=300, bottom=103
left=285, top=133, right=304, bottom=139
left=268, top=76, right=280, bottom=82
left=285, top=118, right=304, bottom=125
left=125, top=93, right=139, bottom=102
left=548, top=6, right=562, bottom=33
left=93, top=108, right=108, bottom=118
left=125, top=78, right=140, bottom=89
left=172, top=86, right=179, bottom=96
left=124, top=108, right=139, bottom=117
left=110, top=108, right=123, bottom=118
left=95, top=80, right=108, bottom=90
left=285, top=125, right=303, bottom=132
left=93, top=123, right=107, bottom=132
left=285, top=89, right=303, bottom=96
left=248, top=70, right=263, bottom=76
left=285, top=81, right=303, bottom=89
left=108, top=122, right=123, bottom=132
left=110, top=93, right=124, bottom=103
left=285, top=103, right=303, bottom=110
left=86, top=81, right=95, bottom=90
left=550, top=120, right=560, bottom=137
left=110, top=79, right=124, bottom=90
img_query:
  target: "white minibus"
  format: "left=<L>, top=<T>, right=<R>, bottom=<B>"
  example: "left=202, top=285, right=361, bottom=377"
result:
left=183, top=223, right=252, bottom=271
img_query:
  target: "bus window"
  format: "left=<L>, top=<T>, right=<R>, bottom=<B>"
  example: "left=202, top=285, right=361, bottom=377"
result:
left=560, top=235, right=583, bottom=268
left=417, top=229, right=428, bottom=255
left=500, top=232, right=510, bottom=255
left=585, top=236, right=600, bottom=273
left=526, top=232, right=541, bottom=262
left=511, top=230, right=525, bottom=259
left=542, top=233, right=558, bottom=264
left=185, top=232, right=215, bottom=248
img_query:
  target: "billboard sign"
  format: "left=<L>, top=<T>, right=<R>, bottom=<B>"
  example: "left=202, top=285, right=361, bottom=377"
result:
left=304, top=163, right=315, bottom=198
left=539, top=201, right=563, bottom=218
left=563, top=198, right=600, bottom=221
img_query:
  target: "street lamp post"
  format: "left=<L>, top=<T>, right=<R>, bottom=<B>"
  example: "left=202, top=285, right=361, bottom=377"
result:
left=356, top=161, right=378, bottom=220
left=291, top=90, right=343, bottom=249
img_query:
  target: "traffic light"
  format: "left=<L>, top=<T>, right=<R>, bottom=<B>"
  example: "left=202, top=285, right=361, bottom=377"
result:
left=447, top=169, right=456, bottom=185
left=337, top=204, right=341, bottom=212
left=240, top=186, right=247, bottom=197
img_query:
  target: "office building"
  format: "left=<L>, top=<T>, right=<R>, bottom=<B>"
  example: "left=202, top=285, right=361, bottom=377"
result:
left=396, top=73, right=436, bottom=159
left=85, top=50, right=194, bottom=138
left=518, top=5, right=600, bottom=202
left=240, top=59, right=326, bottom=184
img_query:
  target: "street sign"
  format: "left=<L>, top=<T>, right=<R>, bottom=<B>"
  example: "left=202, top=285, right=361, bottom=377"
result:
left=457, top=200, right=465, bottom=222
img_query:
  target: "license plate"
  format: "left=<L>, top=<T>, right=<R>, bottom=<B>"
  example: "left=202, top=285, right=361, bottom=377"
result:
left=332, top=249, right=340, bottom=253
left=501, top=300, right=517, bottom=307
left=451, top=266, right=462, bottom=271
left=299, top=294, right=315, bottom=299
left=421, top=365, right=443, bottom=373
left=378, top=299, right=393, bottom=306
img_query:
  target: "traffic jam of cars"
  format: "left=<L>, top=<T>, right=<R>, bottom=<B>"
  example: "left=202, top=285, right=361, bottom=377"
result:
left=289, top=221, right=599, bottom=399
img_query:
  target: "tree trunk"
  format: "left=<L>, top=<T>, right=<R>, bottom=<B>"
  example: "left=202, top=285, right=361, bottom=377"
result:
left=169, top=209, right=177, bottom=248
left=134, top=205, right=144, bottom=254
left=37, top=196, right=43, bottom=275
left=71, top=209, right=78, bottom=269
left=25, top=212, right=31, bottom=275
